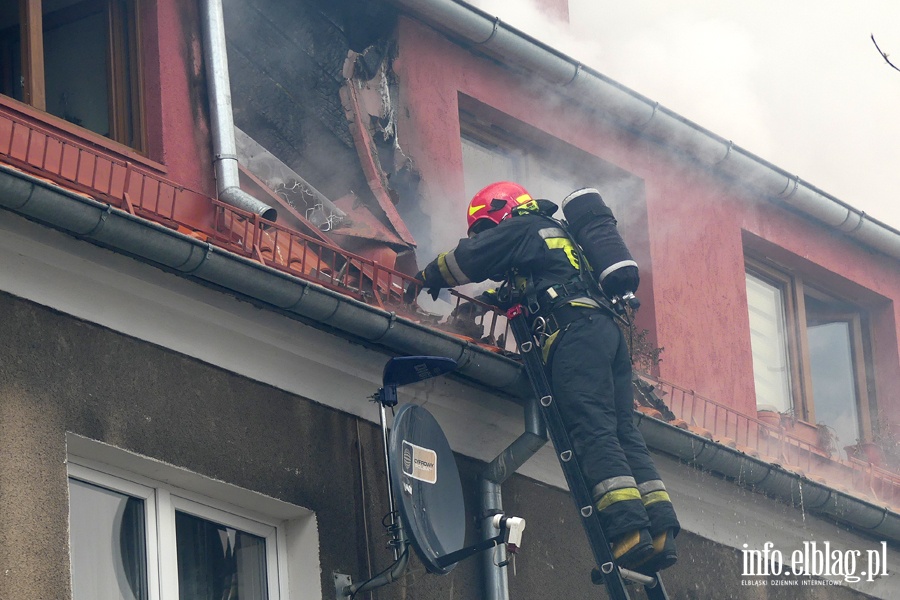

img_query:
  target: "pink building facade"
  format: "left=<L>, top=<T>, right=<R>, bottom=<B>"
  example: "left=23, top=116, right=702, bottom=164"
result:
left=2, top=0, right=900, bottom=598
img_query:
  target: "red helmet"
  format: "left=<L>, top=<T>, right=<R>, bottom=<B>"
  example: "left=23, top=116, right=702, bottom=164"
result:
left=466, top=181, right=533, bottom=235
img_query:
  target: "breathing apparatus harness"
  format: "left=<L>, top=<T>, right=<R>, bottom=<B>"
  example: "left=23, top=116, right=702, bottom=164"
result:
left=494, top=204, right=639, bottom=359
left=540, top=212, right=636, bottom=323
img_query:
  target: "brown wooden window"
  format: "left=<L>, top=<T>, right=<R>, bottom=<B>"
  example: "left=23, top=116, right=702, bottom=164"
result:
left=746, top=259, right=875, bottom=453
left=0, top=0, right=144, bottom=151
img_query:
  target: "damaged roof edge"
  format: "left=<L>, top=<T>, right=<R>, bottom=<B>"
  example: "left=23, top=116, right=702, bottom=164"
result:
left=387, top=0, right=900, bottom=262
left=3, top=165, right=899, bottom=543
left=0, top=165, right=525, bottom=397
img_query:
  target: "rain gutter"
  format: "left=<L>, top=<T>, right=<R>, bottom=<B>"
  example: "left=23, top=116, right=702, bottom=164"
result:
left=199, top=0, right=277, bottom=221
left=0, top=164, right=525, bottom=397
left=636, top=413, right=900, bottom=544
left=387, top=0, right=900, bottom=262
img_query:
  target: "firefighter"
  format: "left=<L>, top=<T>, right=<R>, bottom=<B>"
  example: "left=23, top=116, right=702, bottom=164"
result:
left=407, top=181, right=680, bottom=574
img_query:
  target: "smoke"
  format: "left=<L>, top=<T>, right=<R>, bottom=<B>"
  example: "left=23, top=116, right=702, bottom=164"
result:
left=469, top=0, right=900, bottom=231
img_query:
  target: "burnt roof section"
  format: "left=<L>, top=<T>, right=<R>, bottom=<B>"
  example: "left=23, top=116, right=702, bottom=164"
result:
left=222, top=0, right=396, bottom=204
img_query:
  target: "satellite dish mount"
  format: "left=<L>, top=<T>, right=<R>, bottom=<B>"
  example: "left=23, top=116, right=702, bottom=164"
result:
left=334, top=356, right=527, bottom=598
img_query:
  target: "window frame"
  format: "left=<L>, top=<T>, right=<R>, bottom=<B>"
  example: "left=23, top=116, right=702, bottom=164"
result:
left=5, top=0, right=145, bottom=151
left=162, top=491, right=282, bottom=600
left=67, top=462, right=162, bottom=600
left=459, top=107, right=607, bottom=204
left=745, top=260, right=806, bottom=416
left=67, top=454, right=297, bottom=600
left=457, top=95, right=644, bottom=208
left=745, top=257, right=876, bottom=442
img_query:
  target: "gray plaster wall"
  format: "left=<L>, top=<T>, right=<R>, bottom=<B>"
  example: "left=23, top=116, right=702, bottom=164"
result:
left=0, top=290, right=878, bottom=600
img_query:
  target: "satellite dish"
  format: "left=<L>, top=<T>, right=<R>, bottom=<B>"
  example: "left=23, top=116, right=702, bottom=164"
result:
left=336, top=357, right=526, bottom=598
left=389, top=403, right=465, bottom=574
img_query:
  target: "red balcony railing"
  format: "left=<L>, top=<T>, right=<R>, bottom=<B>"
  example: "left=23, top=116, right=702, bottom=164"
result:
left=639, top=373, right=900, bottom=507
left=0, top=106, right=207, bottom=227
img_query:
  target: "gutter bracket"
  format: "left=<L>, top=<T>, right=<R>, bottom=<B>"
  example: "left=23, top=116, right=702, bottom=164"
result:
left=82, top=204, right=112, bottom=237
left=563, top=63, right=582, bottom=86
left=714, top=140, right=734, bottom=165
left=637, top=102, right=660, bottom=130
left=777, top=176, right=800, bottom=200
left=179, top=243, right=214, bottom=275
left=476, top=17, right=501, bottom=45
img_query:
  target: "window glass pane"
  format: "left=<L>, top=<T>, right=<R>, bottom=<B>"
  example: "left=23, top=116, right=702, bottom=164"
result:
left=68, top=478, right=148, bottom=600
left=461, top=135, right=519, bottom=201
left=807, top=319, right=860, bottom=451
left=521, top=154, right=581, bottom=204
left=0, top=3, right=23, bottom=101
left=746, top=272, right=792, bottom=412
left=175, top=511, right=269, bottom=600
left=43, top=1, right=111, bottom=137
left=460, top=134, right=581, bottom=204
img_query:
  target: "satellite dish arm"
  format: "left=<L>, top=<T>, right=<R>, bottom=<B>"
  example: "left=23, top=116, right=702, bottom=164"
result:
left=341, top=535, right=410, bottom=597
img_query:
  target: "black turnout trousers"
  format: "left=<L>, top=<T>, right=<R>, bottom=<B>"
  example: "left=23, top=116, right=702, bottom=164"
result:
left=548, top=310, right=679, bottom=541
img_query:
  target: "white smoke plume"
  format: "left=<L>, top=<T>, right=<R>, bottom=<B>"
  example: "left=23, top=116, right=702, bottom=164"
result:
left=469, top=0, right=900, bottom=231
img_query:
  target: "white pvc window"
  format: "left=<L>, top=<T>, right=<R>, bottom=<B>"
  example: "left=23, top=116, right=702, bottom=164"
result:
left=68, top=473, right=158, bottom=600
left=745, top=271, right=793, bottom=412
left=67, top=448, right=311, bottom=600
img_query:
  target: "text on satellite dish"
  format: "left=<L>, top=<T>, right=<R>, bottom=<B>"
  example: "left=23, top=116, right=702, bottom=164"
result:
left=402, top=440, right=438, bottom=484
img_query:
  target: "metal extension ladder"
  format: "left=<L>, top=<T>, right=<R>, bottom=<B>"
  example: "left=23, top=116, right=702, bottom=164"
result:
left=506, top=305, right=670, bottom=600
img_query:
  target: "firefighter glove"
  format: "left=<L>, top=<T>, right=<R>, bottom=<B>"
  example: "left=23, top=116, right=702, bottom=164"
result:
left=403, top=271, right=425, bottom=304
left=404, top=270, right=442, bottom=303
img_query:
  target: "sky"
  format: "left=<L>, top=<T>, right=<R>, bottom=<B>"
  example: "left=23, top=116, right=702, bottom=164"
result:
left=469, top=0, right=900, bottom=232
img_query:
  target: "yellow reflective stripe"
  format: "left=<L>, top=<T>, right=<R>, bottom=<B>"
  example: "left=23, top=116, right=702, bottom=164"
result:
left=544, top=237, right=580, bottom=269
left=596, top=488, right=641, bottom=512
left=642, top=490, right=671, bottom=507
left=437, top=252, right=470, bottom=286
left=515, top=193, right=532, bottom=204
left=569, top=300, right=598, bottom=308
left=469, top=203, right=486, bottom=216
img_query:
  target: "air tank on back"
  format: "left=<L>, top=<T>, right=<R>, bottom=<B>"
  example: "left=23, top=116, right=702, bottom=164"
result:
left=560, top=188, right=639, bottom=295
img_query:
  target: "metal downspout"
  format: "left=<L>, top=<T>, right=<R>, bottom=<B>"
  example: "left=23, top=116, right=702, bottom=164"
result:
left=387, top=0, right=900, bottom=262
left=199, top=0, right=277, bottom=221
left=480, top=393, right=547, bottom=600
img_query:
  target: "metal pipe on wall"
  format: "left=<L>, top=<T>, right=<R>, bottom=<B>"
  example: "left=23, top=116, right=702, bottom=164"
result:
left=199, top=0, right=277, bottom=221
left=480, top=394, right=547, bottom=600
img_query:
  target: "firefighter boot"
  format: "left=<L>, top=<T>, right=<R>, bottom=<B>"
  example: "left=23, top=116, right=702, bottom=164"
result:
left=611, top=528, right=654, bottom=569
left=635, top=529, right=678, bottom=575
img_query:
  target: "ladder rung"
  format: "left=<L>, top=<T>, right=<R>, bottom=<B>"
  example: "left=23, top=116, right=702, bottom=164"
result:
left=619, top=567, right=657, bottom=587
